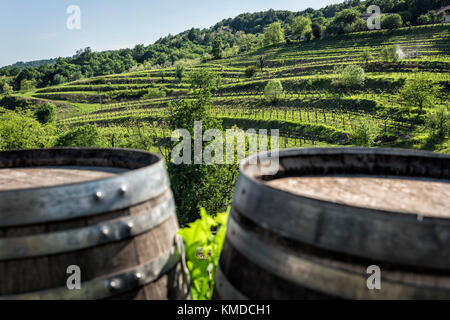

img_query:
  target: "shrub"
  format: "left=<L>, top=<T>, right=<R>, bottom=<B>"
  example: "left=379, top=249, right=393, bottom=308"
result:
left=178, top=208, right=228, bottom=300
left=380, top=46, right=399, bottom=62
left=244, top=66, right=257, bottom=78
left=0, top=110, right=55, bottom=150
left=417, top=14, right=431, bottom=25
left=351, top=120, right=379, bottom=146
left=175, top=65, right=185, bottom=83
left=34, top=103, right=56, bottom=124
left=381, top=14, right=403, bottom=29
left=55, top=124, right=104, bottom=147
left=333, top=64, right=365, bottom=89
left=426, top=106, right=450, bottom=139
left=264, top=79, right=283, bottom=104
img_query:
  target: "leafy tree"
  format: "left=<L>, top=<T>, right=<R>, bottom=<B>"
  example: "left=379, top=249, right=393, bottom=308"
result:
left=263, top=22, right=285, bottom=46
left=327, top=9, right=362, bottom=35
left=417, top=14, right=431, bottom=25
left=55, top=124, right=105, bottom=147
left=426, top=106, right=450, bottom=139
left=351, top=120, right=379, bottom=146
left=175, top=65, right=185, bottom=83
left=381, top=14, right=403, bottom=29
left=167, top=90, right=237, bottom=224
left=292, top=16, right=312, bottom=39
left=0, top=110, right=55, bottom=150
left=212, top=39, right=223, bottom=59
left=311, top=22, right=324, bottom=39
left=1, top=83, right=13, bottom=95
left=259, top=56, right=265, bottom=72
left=264, top=79, right=283, bottom=104
left=244, top=66, right=257, bottom=78
left=20, top=79, right=37, bottom=92
left=380, top=46, right=400, bottom=62
left=399, top=74, right=443, bottom=125
left=333, top=64, right=366, bottom=89
left=188, top=69, right=222, bottom=92
left=34, top=103, right=56, bottom=124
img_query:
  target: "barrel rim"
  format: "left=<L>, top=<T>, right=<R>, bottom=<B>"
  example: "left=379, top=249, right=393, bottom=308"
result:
left=239, top=147, right=450, bottom=221
left=0, top=147, right=163, bottom=192
left=0, top=148, right=170, bottom=227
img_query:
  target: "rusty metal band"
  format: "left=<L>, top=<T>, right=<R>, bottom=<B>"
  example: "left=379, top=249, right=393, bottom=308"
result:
left=0, top=152, right=170, bottom=227
left=0, top=236, right=184, bottom=300
left=214, top=265, right=249, bottom=300
left=0, top=194, right=175, bottom=261
left=226, top=214, right=450, bottom=300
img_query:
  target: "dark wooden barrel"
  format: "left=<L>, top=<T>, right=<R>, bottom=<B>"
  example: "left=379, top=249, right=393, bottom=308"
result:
left=215, top=148, right=450, bottom=300
left=0, top=148, right=190, bottom=300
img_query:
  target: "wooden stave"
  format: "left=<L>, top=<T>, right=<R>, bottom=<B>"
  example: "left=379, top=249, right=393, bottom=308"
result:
left=215, top=209, right=450, bottom=300
left=232, top=147, right=450, bottom=272
left=0, top=148, right=190, bottom=300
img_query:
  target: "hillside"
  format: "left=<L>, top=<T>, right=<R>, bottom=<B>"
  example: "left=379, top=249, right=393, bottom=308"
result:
left=11, top=24, right=449, bottom=150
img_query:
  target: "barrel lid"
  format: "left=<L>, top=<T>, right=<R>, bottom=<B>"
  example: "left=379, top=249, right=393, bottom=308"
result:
left=233, top=147, right=450, bottom=271
left=0, top=148, right=170, bottom=227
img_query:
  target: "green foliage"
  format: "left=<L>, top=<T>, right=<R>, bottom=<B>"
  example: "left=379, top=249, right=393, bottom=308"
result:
left=55, top=124, right=105, bottom=147
left=292, top=16, right=312, bottom=39
left=188, top=69, right=222, bottom=92
left=263, top=22, right=285, bottom=46
left=417, top=14, right=431, bottom=25
left=333, top=64, right=366, bottom=89
left=360, top=50, right=373, bottom=64
left=264, top=79, right=283, bottom=104
left=34, top=103, right=56, bottom=124
left=177, top=208, right=229, bottom=300
left=1, top=83, right=13, bottom=95
left=426, top=106, right=450, bottom=139
left=168, top=91, right=237, bottom=225
left=212, top=39, right=223, bottom=59
left=244, top=66, right=257, bottom=78
left=0, top=110, right=55, bottom=150
left=380, top=46, right=400, bottom=62
left=381, top=14, right=404, bottom=29
left=351, top=119, right=379, bottom=146
left=175, top=65, right=185, bottom=83
left=399, top=74, right=443, bottom=125
left=20, top=79, right=37, bottom=92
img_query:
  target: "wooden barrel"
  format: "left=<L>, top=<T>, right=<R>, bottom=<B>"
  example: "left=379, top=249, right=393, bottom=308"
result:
left=0, top=148, right=190, bottom=300
left=215, top=148, right=450, bottom=300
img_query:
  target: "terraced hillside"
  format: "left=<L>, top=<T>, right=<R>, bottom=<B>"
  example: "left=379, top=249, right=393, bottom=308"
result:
left=11, top=24, right=450, bottom=153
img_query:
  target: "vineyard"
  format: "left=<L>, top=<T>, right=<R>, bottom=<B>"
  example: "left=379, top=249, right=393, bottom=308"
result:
left=10, top=24, right=450, bottom=154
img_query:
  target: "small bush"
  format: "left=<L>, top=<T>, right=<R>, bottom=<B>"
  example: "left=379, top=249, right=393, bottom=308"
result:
left=381, top=14, right=403, bottom=29
left=351, top=120, right=379, bottom=146
left=177, top=208, right=229, bottom=300
left=244, top=66, right=257, bottom=78
left=333, top=64, right=366, bottom=89
left=426, top=106, right=450, bottom=139
left=0, top=110, right=55, bottom=150
left=55, top=124, right=104, bottom=147
left=264, top=79, right=283, bottom=104
left=34, top=103, right=56, bottom=124
left=380, top=46, right=399, bottom=62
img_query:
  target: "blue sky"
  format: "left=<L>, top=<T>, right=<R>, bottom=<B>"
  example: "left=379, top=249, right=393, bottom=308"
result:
left=0, top=0, right=342, bottom=67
